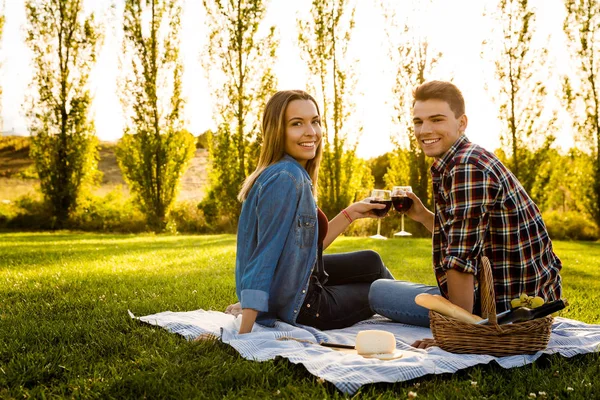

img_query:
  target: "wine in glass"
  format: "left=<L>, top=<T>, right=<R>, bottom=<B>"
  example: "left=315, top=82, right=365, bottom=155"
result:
left=392, top=186, right=413, bottom=237
left=369, top=189, right=392, bottom=240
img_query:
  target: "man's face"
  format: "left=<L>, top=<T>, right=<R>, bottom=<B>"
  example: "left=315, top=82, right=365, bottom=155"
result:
left=412, top=99, right=467, bottom=158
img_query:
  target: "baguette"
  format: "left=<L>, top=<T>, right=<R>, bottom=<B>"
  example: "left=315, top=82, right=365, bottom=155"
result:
left=415, top=293, right=483, bottom=324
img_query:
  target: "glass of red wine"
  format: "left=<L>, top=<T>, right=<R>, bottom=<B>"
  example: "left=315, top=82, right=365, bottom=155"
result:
left=392, top=186, right=413, bottom=237
left=369, top=189, right=392, bottom=240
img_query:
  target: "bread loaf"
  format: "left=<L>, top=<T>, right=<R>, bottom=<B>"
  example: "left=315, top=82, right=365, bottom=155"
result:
left=355, top=330, right=396, bottom=355
left=415, top=293, right=483, bottom=324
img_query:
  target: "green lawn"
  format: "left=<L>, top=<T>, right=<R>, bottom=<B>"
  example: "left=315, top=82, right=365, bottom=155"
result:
left=1, top=232, right=599, bottom=399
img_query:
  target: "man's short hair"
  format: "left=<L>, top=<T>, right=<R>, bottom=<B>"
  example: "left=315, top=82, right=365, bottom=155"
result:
left=413, top=81, right=465, bottom=118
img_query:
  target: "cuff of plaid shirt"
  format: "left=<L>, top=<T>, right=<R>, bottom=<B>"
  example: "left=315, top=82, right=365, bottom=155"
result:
left=442, top=256, right=478, bottom=275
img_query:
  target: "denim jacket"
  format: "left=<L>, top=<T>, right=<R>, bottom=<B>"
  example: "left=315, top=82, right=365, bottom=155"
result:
left=235, top=155, right=318, bottom=326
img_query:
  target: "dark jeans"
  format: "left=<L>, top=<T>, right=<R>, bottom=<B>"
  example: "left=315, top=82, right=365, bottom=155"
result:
left=296, top=250, right=394, bottom=330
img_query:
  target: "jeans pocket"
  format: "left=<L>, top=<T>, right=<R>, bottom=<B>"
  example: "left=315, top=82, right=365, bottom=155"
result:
left=295, top=214, right=316, bottom=248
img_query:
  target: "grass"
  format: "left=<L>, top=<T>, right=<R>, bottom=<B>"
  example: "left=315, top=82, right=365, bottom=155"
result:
left=1, top=232, right=599, bottom=399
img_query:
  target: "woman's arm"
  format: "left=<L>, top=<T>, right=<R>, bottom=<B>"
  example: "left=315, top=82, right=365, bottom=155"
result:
left=239, top=309, right=259, bottom=334
left=323, top=200, right=385, bottom=249
left=237, top=172, right=299, bottom=334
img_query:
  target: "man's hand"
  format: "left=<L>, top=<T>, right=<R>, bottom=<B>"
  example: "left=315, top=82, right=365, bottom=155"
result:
left=405, top=192, right=434, bottom=232
left=224, top=302, right=242, bottom=317
left=411, top=338, right=436, bottom=349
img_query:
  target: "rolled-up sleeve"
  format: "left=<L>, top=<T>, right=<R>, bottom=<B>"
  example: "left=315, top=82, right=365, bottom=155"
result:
left=239, top=172, right=299, bottom=312
left=443, top=164, right=500, bottom=275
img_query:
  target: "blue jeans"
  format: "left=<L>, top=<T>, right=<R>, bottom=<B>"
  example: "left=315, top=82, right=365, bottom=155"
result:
left=368, top=279, right=441, bottom=327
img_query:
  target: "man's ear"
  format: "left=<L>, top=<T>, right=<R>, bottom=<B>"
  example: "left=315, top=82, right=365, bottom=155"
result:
left=458, top=114, right=468, bottom=134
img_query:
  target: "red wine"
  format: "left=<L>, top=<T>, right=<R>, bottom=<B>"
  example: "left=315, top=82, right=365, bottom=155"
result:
left=370, top=199, right=392, bottom=217
left=392, top=196, right=413, bottom=213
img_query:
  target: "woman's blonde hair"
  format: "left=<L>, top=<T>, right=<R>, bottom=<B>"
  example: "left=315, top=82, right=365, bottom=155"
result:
left=237, top=90, right=323, bottom=202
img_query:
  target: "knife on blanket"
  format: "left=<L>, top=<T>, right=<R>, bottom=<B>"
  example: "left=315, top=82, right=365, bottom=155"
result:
left=319, top=342, right=355, bottom=350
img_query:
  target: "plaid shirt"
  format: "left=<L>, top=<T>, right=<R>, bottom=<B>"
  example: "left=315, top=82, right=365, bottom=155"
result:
left=431, top=135, right=562, bottom=313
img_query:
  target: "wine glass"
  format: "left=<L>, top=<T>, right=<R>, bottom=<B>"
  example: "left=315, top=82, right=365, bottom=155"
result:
left=368, top=189, right=392, bottom=240
left=392, top=186, right=413, bottom=237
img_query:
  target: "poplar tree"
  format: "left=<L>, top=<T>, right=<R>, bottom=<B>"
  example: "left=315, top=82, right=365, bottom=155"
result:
left=0, top=6, right=4, bottom=130
left=563, top=0, right=600, bottom=226
left=201, top=0, right=277, bottom=227
left=487, top=0, right=556, bottom=194
left=298, top=0, right=372, bottom=218
left=117, top=0, right=195, bottom=232
left=25, top=0, right=101, bottom=227
left=380, top=0, right=441, bottom=211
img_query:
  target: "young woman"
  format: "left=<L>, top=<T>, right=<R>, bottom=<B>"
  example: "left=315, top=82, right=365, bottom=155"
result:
left=229, top=90, right=394, bottom=334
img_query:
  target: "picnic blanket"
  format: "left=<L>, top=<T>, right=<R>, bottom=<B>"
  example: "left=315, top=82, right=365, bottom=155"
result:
left=128, top=309, right=600, bottom=395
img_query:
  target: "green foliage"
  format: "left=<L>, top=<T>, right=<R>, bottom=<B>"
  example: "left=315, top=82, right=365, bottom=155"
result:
left=368, top=152, right=391, bottom=189
left=68, top=188, right=147, bottom=232
left=24, top=0, right=102, bottom=227
left=543, top=210, right=599, bottom=241
left=530, top=148, right=596, bottom=216
left=0, top=8, right=4, bottom=128
left=0, top=233, right=599, bottom=398
left=169, top=200, right=209, bottom=233
left=201, top=0, right=277, bottom=226
left=0, top=136, right=31, bottom=152
left=380, top=1, right=440, bottom=211
left=563, top=0, right=600, bottom=226
left=487, top=0, right=557, bottom=194
left=298, top=0, right=368, bottom=218
left=118, top=0, right=196, bottom=232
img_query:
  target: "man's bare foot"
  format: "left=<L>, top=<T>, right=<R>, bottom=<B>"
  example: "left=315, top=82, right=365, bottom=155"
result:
left=411, top=338, right=437, bottom=349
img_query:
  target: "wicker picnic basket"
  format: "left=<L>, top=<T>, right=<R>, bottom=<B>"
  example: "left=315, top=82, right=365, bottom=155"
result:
left=429, top=256, right=553, bottom=356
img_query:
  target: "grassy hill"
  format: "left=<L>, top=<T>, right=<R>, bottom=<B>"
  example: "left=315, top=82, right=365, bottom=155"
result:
left=0, top=136, right=209, bottom=202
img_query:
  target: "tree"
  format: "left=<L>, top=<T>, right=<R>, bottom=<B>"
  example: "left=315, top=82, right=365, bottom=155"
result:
left=380, top=0, right=441, bottom=212
left=0, top=3, right=5, bottom=131
left=530, top=148, right=596, bottom=216
left=563, top=0, right=600, bottom=226
left=298, top=0, right=371, bottom=218
left=486, top=0, right=556, bottom=194
left=200, top=0, right=277, bottom=227
left=25, top=0, right=101, bottom=227
left=117, top=0, right=196, bottom=232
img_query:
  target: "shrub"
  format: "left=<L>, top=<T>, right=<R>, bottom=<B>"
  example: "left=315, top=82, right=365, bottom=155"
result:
left=543, top=211, right=599, bottom=241
left=169, top=201, right=209, bottom=233
left=4, top=195, right=55, bottom=230
left=68, top=188, right=147, bottom=233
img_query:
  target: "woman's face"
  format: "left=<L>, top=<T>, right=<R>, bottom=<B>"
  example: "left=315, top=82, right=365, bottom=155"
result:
left=284, top=99, right=322, bottom=167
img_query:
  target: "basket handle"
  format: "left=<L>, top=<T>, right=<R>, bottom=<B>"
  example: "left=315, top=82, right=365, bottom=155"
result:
left=479, top=256, right=498, bottom=325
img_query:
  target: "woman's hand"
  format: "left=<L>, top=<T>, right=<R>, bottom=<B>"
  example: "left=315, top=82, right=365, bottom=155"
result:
left=345, top=198, right=386, bottom=220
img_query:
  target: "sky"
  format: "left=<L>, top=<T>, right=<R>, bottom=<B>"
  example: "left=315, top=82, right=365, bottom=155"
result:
left=0, top=0, right=572, bottom=159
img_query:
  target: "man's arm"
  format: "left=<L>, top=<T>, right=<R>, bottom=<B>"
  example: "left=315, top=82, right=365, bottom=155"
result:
left=445, top=269, right=475, bottom=313
left=405, top=191, right=434, bottom=233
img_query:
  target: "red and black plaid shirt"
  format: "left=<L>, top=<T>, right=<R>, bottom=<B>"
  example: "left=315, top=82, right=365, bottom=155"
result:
left=431, top=135, right=562, bottom=313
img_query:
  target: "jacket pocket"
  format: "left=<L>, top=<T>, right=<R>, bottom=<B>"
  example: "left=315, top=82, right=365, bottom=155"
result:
left=296, top=214, right=316, bottom=248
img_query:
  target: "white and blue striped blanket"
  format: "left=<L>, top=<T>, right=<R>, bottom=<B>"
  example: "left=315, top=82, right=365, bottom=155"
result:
left=129, top=310, right=600, bottom=395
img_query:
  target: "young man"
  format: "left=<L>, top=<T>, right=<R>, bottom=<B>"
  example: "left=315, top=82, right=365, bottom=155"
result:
left=368, top=81, right=562, bottom=348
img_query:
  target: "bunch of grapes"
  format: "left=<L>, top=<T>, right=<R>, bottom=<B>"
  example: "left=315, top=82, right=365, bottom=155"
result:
left=510, top=293, right=545, bottom=309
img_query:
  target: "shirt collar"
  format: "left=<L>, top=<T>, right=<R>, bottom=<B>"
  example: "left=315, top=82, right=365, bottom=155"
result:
left=431, top=134, right=470, bottom=174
